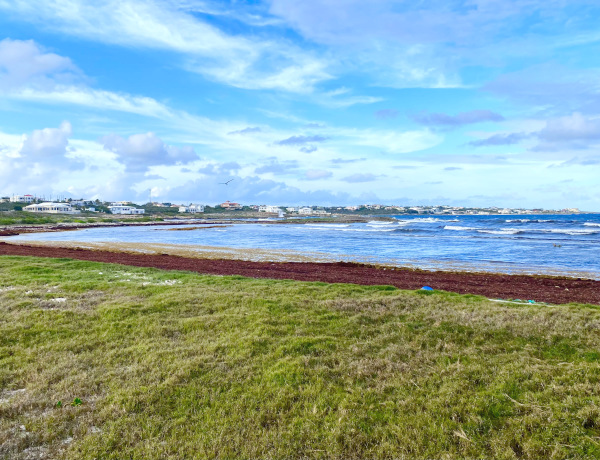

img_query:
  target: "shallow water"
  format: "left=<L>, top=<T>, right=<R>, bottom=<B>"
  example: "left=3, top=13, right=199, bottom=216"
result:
left=6, top=214, right=600, bottom=278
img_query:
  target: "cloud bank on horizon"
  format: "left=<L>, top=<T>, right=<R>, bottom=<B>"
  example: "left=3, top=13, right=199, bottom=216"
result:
left=0, top=0, right=599, bottom=209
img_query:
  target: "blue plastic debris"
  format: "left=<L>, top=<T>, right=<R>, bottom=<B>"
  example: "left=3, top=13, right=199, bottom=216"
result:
left=421, top=286, right=434, bottom=291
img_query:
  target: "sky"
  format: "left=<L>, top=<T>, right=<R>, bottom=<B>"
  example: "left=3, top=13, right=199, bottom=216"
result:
left=0, top=0, right=599, bottom=209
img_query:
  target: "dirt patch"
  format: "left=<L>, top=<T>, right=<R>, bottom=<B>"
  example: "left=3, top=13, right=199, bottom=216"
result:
left=0, top=242, right=599, bottom=305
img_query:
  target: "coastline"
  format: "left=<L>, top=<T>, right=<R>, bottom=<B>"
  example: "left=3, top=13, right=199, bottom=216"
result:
left=0, top=219, right=247, bottom=237
left=0, top=215, right=381, bottom=237
left=1, top=240, right=598, bottom=305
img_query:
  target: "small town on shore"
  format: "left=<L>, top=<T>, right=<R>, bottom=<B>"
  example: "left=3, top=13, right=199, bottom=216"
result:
left=1, top=193, right=584, bottom=216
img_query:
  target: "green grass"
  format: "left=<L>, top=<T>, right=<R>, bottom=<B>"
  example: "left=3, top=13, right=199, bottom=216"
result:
left=1, top=256, right=600, bottom=459
left=0, top=211, right=164, bottom=226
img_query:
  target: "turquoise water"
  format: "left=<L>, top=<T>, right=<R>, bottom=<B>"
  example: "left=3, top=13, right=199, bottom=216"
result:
left=7, top=214, right=600, bottom=278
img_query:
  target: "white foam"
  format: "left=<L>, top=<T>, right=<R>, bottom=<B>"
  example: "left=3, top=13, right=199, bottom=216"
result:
left=528, top=227, right=600, bottom=235
left=549, top=229, right=599, bottom=235
left=306, top=224, right=350, bottom=229
left=406, top=217, right=445, bottom=223
left=584, top=222, right=600, bottom=227
left=367, top=221, right=395, bottom=226
left=366, top=222, right=396, bottom=228
left=477, top=229, right=520, bottom=235
left=339, top=228, right=396, bottom=232
left=444, top=225, right=478, bottom=231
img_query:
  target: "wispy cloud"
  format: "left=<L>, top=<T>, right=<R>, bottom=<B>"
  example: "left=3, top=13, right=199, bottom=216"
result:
left=254, top=159, right=299, bottom=174
left=300, top=146, right=318, bottom=153
left=227, top=127, right=262, bottom=135
left=412, top=110, right=504, bottom=127
left=342, top=173, right=378, bottom=183
left=469, top=132, right=530, bottom=147
left=197, top=161, right=241, bottom=175
left=331, top=158, right=366, bottom=164
left=0, top=0, right=333, bottom=93
left=304, top=169, right=332, bottom=180
left=274, top=135, right=328, bottom=146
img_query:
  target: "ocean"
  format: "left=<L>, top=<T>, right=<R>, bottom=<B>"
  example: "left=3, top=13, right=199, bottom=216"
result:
left=7, top=214, right=600, bottom=279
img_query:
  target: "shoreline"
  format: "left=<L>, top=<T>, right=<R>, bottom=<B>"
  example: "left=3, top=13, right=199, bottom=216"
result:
left=0, top=219, right=249, bottom=237
left=0, top=215, right=382, bottom=237
left=1, top=241, right=598, bottom=305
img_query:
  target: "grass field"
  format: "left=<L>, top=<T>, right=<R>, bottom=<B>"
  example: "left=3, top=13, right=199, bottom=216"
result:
left=1, top=256, right=599, bottom=459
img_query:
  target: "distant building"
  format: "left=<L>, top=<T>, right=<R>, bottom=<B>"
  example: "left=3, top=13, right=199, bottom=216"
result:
left=298, top=207, right=313, bottom=215
left=11, top=194, right=35, bottom=203
left=70, top=199, right=92, bottom=207
left=259, top=205, right=282, bottom=213
left=108, top=205, right=145, bottom=215
left=24, top=202, right=80, bottom=214
left=179, top=204, right=205, bottom=213
left=220, top=201, right=242, bottom=210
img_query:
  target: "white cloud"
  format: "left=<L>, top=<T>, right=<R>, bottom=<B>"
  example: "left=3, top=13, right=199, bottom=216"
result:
left=334, top=127, right=442, bottom=154
left=18, top=120, right=72, bottom=161
left=0, top=0, right=249, bottom=55
left=0, top=122, right=93, bottom=194
left=530, top=113, right=600, bottom=152
left=0, top=38, right=180, bottom=120
left=12, top=86, right=174, bottom=118
left=538, top=113, right=600, bottom=142
left=101, top=132, right=198, bottom=173
left=0, top=0, right=333, bottom=92
left=304, top=169, right=332, bottom=180
left=268, top=0, right=583, bottom=46
left=0, top=38, right=78, bottom=90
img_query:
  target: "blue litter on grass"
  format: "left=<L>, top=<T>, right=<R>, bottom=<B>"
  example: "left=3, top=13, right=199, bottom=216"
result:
left=421, top=286, right=434, bottom=291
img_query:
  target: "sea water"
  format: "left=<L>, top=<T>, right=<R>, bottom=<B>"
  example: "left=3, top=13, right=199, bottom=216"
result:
left=6, top=214, right=600, bottom=278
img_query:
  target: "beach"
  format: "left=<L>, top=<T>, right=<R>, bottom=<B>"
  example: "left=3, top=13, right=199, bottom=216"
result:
left=5, top=214, right=599, bottom=279
left=1, top=241, right=598, bottom=305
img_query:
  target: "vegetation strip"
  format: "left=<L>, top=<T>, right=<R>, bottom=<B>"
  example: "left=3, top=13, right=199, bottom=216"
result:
left=1, top=256, right=600, bottom=459
left=0, top=242, right=598, bottom=305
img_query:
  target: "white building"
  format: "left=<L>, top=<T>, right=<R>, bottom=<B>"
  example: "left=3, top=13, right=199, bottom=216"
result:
left=11, top=195, right=35, bottom=203
left=108, top=205, right=145, bottom=215
left=70, top=199, right=92, bottom=207
left=298, top=207, right=313, bottom=215
left=24, top=202, right=80, bottom=214
left=178, top=204, right=205, bottom=213
left=259, top=205, right=283, bottom=213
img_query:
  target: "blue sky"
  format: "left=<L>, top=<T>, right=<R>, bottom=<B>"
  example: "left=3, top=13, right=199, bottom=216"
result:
left=0, top=0, right=599, bottom=209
